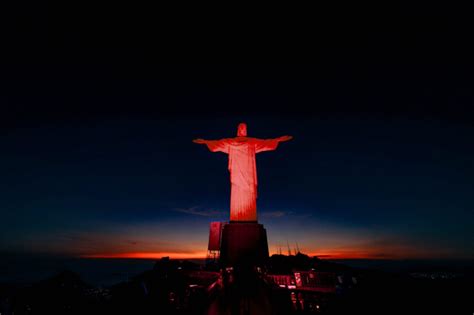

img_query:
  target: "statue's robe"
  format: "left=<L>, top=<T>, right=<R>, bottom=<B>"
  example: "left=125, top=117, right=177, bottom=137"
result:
left=204, top=137, right=280, bottom=221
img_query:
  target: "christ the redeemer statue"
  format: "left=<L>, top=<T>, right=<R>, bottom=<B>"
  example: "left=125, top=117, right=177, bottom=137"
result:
left=193, top=123, right=292, bottom=222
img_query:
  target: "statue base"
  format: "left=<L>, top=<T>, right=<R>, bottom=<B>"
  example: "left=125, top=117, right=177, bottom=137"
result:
left=219, top=222, right=269, bottom=268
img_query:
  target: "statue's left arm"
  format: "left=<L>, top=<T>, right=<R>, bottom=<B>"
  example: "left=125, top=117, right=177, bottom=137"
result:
left=255, top=135, right=292, bottom=153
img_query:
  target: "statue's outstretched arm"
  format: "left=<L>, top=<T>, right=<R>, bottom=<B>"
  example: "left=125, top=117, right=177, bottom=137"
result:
left=255, top=136, right=292, bottom=153
left=277, top=135, right=293, bottom=142
left=193, top=138, right=229, bottom=153
left=193, top=138, right=207, bottom=144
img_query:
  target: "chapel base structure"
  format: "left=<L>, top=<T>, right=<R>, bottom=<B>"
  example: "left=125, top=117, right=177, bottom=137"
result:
left=219, top=222, right=269, bottom=268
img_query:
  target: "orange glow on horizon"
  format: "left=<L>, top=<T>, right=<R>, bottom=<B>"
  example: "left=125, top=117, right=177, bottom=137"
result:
left=85, top=247, right=439, bottom=260
left=82, top=248, right=447, bottom=260
left=81, top=251, right=207, bottom=260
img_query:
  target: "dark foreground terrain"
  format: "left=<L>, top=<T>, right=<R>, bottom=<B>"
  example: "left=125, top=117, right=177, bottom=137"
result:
left=1, top=256, right=472, bottom=314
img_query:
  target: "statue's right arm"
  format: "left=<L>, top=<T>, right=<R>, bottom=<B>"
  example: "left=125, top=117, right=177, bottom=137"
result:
left=193, top=138, right=207, bottom=144
left=194, top=138, right=229, bottom=153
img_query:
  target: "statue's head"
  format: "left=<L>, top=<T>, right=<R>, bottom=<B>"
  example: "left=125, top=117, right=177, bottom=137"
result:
left=237, top=123, right=247, bottom=137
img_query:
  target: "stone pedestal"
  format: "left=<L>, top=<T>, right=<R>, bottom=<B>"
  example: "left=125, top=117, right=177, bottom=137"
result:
left=219, top=222, right=269, bottom=268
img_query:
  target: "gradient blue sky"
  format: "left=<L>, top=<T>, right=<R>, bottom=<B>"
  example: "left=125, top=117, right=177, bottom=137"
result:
left=2, top=4, right=474, bottom=260
left=1, top=110, right=473, bottom=259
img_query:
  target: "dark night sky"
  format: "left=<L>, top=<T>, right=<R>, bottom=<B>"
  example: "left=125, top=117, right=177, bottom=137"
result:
left=1, top=5, right=473, bottom=259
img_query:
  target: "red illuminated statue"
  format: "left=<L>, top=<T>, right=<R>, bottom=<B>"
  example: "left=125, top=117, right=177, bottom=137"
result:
left=194, top=123, right=292, bottom=222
